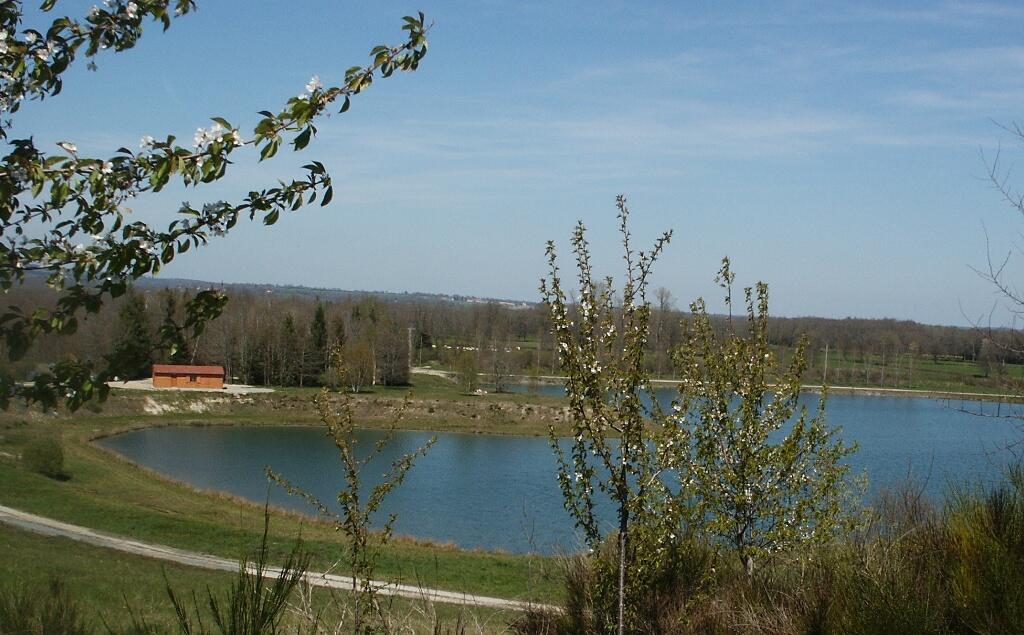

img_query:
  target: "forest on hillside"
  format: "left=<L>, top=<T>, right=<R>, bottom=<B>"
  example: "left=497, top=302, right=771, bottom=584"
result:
left=2, top=280, right=1020, bottom=393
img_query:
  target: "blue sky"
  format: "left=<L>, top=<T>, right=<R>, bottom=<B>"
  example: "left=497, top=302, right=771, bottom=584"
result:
left=14, top=1, right=1024, bottom=326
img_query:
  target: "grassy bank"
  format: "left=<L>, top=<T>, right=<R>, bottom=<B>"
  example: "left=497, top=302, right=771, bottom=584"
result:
left=0, top=391, right=565, bottom=604
left=92, top=373, right=572, bottom=437
left=0, top=524, right=513, bottom=633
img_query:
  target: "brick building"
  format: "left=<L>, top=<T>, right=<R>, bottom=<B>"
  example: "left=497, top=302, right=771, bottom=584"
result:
left=151, top=364, right=225, bottom=389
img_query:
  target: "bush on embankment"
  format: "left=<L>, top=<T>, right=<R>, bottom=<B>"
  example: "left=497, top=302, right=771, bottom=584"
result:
left=21, top=436, right=65, bottom=480
left=513, top=465, right=1024, bottom=635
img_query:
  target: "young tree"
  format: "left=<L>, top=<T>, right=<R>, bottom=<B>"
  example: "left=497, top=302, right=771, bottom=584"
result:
left=674, top=258, right=859, bottom=575
left=375, top=319, right=409, bottom=386
left=978, top=337, right=997, bottom=379
left=652, top=286, right=674, bottom=377
left=541, top=197, right=683, bottom=635
left=488, top=337, right=512, bottom=393
left=0, top=1, right=429, bottom=409
left=455, top=349, right=478, bottom=394
left=331, top=314, right=348, bottom=350
left=412, top=329, right=432, bottom=366
left=268, top=350, right=433, bottom=631
left=277, top=313, right=301, bottom=386
left=343, top=337, right=374, bottom=393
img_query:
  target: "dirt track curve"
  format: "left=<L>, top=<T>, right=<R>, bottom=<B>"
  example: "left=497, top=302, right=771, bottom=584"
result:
left=0, top=504, right=551, bottom=612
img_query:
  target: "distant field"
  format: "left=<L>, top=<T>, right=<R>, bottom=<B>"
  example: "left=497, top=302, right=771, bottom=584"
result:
left=800, top=349, right=1024, bottom=395
left=424, top=336, right=1024, bottom=398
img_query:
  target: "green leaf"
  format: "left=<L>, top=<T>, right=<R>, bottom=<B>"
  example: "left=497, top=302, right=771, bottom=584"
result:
left=321, top=186, right=333, bottom=207
left=260, top=138, right=280, bottom=161
left=151, top=160, right=171, bottom=191
left=293, top=126, right=313, bottom=151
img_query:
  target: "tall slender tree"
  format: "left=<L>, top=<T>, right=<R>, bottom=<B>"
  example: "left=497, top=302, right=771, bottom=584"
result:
left=108, top=291, right=153, bottom=379
left=159, top=290, right=189, bottom=364
left=307, top=301, right=329, bottom=384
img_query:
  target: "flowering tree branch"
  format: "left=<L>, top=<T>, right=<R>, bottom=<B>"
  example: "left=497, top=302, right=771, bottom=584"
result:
left=0, top=0, right=429, bottom=409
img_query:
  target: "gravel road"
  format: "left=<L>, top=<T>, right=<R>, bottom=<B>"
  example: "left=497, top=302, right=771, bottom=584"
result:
left=0, top=504, right=550, bottom=612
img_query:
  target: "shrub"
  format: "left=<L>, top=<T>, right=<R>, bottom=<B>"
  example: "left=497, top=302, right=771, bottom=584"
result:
left=511, top=535, right=715, bottom=635
left=22, top=436, right=65, bottom=479
left=166, top=512, right=309, bottom=635
left=0, top=577, right=87, bottom=635
left=942, top=465, right=1024, bottom=633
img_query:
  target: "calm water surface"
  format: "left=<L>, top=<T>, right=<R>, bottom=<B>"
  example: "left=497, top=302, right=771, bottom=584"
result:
left=97, top=391, right=1022, bottom=554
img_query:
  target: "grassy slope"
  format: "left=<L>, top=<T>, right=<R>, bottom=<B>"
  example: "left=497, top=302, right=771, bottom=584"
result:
left=0, top=525, right=513, bottom=633
left=0, top=384, right=564, bottom=603
left=0, top=523, right=233, bottom=632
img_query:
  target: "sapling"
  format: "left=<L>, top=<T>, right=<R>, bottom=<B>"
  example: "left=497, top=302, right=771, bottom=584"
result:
left=674, top=258, right=860, bottom=575
left=540, top=197, right=689, bottom=635
left=268, top=348, right=434, bottom=632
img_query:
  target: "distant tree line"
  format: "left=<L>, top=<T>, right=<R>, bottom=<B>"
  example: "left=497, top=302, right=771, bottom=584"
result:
left=0, top=280, right=1018, bottom=390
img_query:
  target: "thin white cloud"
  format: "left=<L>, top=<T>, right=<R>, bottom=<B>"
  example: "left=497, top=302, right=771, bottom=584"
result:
left=826, top=1, right=1024, bottom=26
left=854, top=131, right=981, bottom=148
left=886, top=87, right=1024, bottom=112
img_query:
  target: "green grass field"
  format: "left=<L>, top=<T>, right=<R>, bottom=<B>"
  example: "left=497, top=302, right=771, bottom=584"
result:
left=423, top=341, right=1024, bottom=398
left=801, top=349, right=1024, bottom=395
left=0, top=409, right=562, bottom=602
left=0, top=382, right=568, bottom=631
left=0, top=524, right=514, bottom=633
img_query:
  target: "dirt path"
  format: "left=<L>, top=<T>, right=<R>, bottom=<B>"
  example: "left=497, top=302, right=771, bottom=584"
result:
left=0, top=504, right=551, bottom=612
left=111, top=378, right=275, bottom=394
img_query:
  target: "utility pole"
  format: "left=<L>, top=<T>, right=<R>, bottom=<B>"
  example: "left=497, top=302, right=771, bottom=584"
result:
left=407, top=326, right=414, bottom=371
left=822, top=343, right=829, bottom=385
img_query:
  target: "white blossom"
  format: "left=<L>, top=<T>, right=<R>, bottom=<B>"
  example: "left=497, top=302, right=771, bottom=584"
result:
left=305, top=75, right=322, bottom=93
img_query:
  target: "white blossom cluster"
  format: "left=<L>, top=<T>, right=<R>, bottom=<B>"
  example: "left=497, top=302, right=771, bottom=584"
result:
left=193, top=122, right=242, bottom=150
left=201, top=203, right=229, bottom=237
left=296, top=75, right=322, bottom=101
left=89, top=1, right=138, bottom=19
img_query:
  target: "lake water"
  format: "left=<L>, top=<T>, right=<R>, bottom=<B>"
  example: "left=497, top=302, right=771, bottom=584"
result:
left=97, top=391, right=1023, bottom=555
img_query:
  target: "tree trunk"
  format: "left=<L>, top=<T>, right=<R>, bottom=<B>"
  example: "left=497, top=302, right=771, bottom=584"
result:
left=617, top=463, right=628, bottom=635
